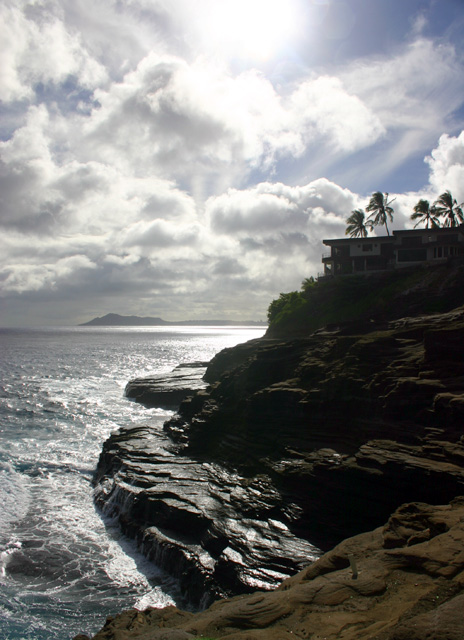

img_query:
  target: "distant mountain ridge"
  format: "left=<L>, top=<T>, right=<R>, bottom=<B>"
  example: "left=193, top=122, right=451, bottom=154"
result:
left=79, top=313, right=266, bottom=327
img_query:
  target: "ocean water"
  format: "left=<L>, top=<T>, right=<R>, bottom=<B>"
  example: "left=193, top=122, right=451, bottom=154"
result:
left=0, top=325, right=265, bottom=640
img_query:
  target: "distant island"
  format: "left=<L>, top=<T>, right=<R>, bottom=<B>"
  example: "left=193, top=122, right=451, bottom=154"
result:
left=79, top=313, right=266, bottom=327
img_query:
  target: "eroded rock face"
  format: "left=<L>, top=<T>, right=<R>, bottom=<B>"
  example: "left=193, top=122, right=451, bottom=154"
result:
left=165, top=307, right=464, bottom=543
left=77, top=498, right=464, bottom=640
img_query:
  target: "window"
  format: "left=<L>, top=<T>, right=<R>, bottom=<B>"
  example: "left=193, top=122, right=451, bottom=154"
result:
left=397, top=248, right=427, bottom=262
left=401, top=236, right=422, bottom=247
left=334, top=246, right=349, bottom=257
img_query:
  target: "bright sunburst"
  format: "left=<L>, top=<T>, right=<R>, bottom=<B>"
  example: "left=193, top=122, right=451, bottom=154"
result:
left=202, top=0, right=300, bottom=61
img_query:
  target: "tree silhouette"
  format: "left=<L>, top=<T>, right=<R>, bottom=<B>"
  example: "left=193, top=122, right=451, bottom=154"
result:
left=410, top=199, right=440, bottom=229
left=345, top=209, right=371, bottom=238
left=434, top=190, right=464, bottom=227
left=366, top=192, right=395, bottom=235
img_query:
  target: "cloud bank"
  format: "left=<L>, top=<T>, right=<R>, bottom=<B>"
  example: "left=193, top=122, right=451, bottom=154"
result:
left=1, top=0, right=464, bottom=325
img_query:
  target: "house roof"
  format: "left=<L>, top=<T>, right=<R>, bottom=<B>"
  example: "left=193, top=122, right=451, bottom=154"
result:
left=323, top=224, right=464, bottom=246
left=393, top=226, right=464, bottom=236
left=322, top=236, right=394, bottom=246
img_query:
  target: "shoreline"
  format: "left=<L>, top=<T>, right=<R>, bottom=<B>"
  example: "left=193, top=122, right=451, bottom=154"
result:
left=83, top=285, right=464, bottom=638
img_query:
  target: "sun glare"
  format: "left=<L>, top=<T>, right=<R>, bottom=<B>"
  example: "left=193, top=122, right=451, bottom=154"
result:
left=203, top=0, right=299, bottom=61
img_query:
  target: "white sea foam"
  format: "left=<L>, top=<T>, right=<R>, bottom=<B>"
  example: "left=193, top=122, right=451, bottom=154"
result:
left=0, top=325, right=265, bottom=639
left=0, top=462, right=31, bottom=541
left=0, top=540, right=22, bottom=579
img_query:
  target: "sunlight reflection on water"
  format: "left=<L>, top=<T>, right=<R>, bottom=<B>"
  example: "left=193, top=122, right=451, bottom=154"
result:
left=0, top=325, right=265, bottom=639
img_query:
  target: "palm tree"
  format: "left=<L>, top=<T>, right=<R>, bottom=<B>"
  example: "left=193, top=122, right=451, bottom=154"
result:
left=410, top=199, right=440, bottom=229
left=345, top=209, right=370, bottom=238
left=434, top=190, right=464, bottom=227
left=366, top=192, right=395, bottom=235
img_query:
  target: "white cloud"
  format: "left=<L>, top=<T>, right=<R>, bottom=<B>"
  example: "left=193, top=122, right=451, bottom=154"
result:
left=0, top=105, right=61, bottom=232
left=207, top=189, right=300, bottom=234
left=425, top=131, right=464, bottom=203
left=0, top=99, right=198, bottom=234
left=0, top=1, right=107, bottom=103
left=81, top=55, right=286, bottom=184
left=2, top=254, right=96, bottom=294
left=0, top=172, right=358, bottom=311
left=79, top=52, right=386, bottom=189
left=344, top=39, right=461, bottom=130
left=206, top=178, right=358, bottom=238
left=120, top=219, right=201, bottom=250
left=289, top=76, right=385, bottom=152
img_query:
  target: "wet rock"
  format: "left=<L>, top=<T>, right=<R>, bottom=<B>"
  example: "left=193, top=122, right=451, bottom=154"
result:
left=79, top=498, right=464, bottom=640
left=93, top=424, right=320, bottom=608
left=125, top=362, right=208, bottom=409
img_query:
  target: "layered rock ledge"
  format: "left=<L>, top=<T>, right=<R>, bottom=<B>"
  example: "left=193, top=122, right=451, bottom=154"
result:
left=78, top=497, right=464, bottom=640
left=165, top=306, right=464, bottom=545
left=125, top=362, right=208, bottom=409
left=94, top=423, right=319, bottom=608
left=94, top=304, right=464, bottom=611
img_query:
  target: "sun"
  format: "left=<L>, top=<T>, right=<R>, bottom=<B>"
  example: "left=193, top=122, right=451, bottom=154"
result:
left=202, top=0, right=300, bottom=61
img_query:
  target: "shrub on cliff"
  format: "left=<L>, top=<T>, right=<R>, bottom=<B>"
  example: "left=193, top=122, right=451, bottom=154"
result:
left=267, top=291, right=307, bottom=326
left=266, top=263, right=464, bottom=337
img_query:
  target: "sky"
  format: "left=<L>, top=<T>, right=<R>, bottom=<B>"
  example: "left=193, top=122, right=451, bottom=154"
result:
left=1, top=0, right=464, bottom=326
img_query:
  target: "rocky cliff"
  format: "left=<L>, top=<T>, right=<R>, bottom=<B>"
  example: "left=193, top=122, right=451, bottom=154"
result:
left=88, top=264, right=464, bottom=639
left=165, top=305, right=464, bottom=544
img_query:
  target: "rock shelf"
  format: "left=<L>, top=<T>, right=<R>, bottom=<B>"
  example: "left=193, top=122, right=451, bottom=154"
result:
left=125, top=362, right=209, bottom=409
left=94, top=424, right=319, bottom=607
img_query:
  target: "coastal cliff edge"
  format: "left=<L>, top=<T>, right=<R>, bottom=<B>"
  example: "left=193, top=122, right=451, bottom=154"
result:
left=83, top=263, right=464, bottom=639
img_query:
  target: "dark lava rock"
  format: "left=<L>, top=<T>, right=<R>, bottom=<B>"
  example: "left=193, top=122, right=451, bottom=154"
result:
left=125, top=362, right=208, bottom=409
left=94, top=424, right=319, bottom=608
left=165, top=307, right=464, bottom=543
left=96, top=304, right=464, bottom=609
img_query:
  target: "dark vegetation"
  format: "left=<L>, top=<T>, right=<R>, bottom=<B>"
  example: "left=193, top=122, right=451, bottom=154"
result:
left=267, top=262, right=464, bottom=336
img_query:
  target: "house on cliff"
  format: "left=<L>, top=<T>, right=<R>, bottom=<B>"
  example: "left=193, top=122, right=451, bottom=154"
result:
left=322, top=225, right=464, bottom=276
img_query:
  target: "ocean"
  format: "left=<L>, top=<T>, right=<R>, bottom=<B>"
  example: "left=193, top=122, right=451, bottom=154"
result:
left=0, top=325, right=265, bottom=640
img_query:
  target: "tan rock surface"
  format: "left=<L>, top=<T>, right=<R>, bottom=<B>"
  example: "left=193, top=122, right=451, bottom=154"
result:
left=80, top=497, right=464, bottom=640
